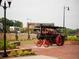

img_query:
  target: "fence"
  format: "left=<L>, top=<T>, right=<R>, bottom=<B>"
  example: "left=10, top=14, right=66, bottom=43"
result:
left=0, top=33, right=37, bottom=41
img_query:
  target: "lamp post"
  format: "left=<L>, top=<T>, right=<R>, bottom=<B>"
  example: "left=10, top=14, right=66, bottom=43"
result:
left=13, top=20, right=18, bottom=41
left=63, top=6, right=69, bottom=35
left=0, top=0, right=12, bottom=57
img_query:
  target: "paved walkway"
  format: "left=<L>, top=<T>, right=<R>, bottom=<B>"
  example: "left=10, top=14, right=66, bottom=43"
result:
left=4, top=55, right=58, bottom=59
left=32, top=45, right=79, bottom=59
left=2, top=44, right=79, bottom=59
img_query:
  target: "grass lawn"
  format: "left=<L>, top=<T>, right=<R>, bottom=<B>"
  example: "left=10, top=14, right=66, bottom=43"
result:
left=20, top=39, right=37, bottom=45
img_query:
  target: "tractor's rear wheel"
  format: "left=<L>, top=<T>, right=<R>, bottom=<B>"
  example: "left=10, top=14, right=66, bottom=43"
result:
left=56, top=35, right=64, bottom=46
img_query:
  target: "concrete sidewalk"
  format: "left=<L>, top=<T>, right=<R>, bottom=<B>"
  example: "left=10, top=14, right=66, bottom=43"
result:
left=4, top=55, right=58, bottom=59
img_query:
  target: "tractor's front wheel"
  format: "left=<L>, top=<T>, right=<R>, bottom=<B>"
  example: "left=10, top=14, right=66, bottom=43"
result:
left=43, top=39, right=50, bottom=47
left=36, top=40, right=43, bottom=47
left=56, top=35, right=64, bottom=46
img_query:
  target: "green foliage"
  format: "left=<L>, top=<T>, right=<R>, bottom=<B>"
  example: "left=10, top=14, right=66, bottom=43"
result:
left=17, top=50, right=24, bottom=56
left=14, top=20, right=23, bottom=27
left=0, top=17, right=23, bottom=32
left=23, top=50, right=29, bottom=55
left=8, top=44, right=16, bottom=49
left=9, top=50, right=18, bottom=57
left=23, top=51, right=32, bottom=55
left=28, top=51, right=35, bottom=55
left=66, top=28, right=75, bottom=35
left=0, top=40, right=9, bottom=50
left=0, top=40, right=16, bottom=50
left=17, top=50, right=35, bottom=56
left=66, top=28, right=79, bottom=35
left=67, top=35, right=78, bottom=41
left=8, top=50, right=35, bottom=57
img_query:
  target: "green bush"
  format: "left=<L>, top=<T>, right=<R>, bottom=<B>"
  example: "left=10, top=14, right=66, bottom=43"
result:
left=8, top=50, right=18, bottom=57
left=28, top=51, right=35, bottom=55
left=67, top=35, right=78, bottom=41
left=17, top=50, right=35, bottom=56
left=8, top=44, right=16, bottom=49
left=23, top=51, right=31, bottom=55
left=0, top=39, right=16, bottom=50
left=8, top=50, right=36, bottom=57
left=17, top=50, right=24, bottom=56
left=0, top=40, right=9, bottom=50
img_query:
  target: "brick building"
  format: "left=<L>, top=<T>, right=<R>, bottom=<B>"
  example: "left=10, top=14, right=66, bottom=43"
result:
left=27, top=22, right=54, bottom=33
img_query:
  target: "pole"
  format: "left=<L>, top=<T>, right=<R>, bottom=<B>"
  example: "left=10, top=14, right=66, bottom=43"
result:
left=63, top=6, right=65, bottom=29
left=27, top=22, right=30, bottom=39
left=3, top=1, right=8, bottom=57
left=63, top=6, right=66, bottom=35
left=15, top=31, right=18, bottom=41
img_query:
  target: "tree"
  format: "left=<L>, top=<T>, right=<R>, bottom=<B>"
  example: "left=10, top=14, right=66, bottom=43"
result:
left=66, top=28, right=79, bottom=35
left=13, top=20, right=23, bottom=27
left=0, top=17, right=23, bottom=32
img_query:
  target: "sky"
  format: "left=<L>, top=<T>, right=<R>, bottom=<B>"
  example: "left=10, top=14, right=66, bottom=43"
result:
left=0, top=0, right=79, bottom=29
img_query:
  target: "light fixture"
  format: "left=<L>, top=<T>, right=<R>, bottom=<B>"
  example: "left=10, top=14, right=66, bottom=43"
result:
left=7, top=1, right=11, bottom=7
left=0, top=0, right=2, bottom=5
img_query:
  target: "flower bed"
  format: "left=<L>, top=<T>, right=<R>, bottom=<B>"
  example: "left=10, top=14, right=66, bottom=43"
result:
left=0, top=48, right=36, bottom=57
left=8, top=48, right=35, bottom=57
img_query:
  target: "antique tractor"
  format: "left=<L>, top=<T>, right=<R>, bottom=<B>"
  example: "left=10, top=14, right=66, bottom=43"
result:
left=35, top=24, right=65, bottom=47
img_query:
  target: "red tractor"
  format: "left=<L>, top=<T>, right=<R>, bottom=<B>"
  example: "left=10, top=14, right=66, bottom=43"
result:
left=35, top=24, right=65, bottom=47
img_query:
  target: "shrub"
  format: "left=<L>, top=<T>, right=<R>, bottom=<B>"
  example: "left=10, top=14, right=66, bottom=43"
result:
left=27, top=51, right=36, bottom=55
left=8, top=50, right=36, bottom=57
left=23, top=51, right=35, bottom=55
left=0, top=39, right=16, bottom=50
left=17, top=50, right=24, bottom=56
left=23, top=50, right=30, bottom=55
left=8, top=44, right=16, bottom=49
left=0, top=40, right=9, bottom=50
left=8, top=50, right=18, bottom=57
left=67, top=35, right=78, bottom=41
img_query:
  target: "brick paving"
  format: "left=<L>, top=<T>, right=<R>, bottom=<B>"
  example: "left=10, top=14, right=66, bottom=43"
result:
left=32, top=45, right=79, bottom=59
left=2, top=43, right=79, bottom=59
